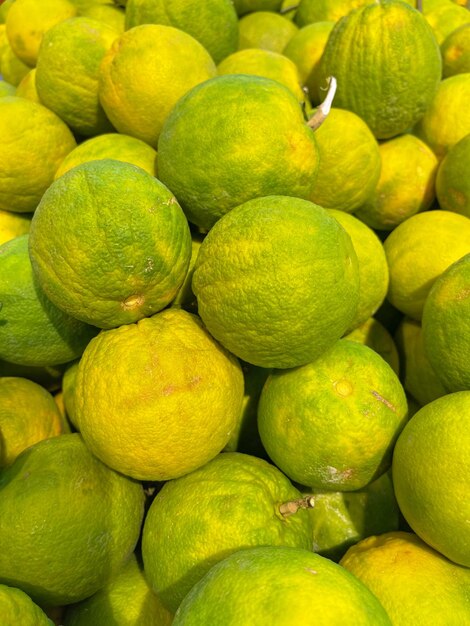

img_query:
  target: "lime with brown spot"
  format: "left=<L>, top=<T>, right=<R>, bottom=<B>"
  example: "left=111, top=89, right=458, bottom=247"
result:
left=258, top=338, right=408, bottom=490
left=28, top=159, right=191, bottom=329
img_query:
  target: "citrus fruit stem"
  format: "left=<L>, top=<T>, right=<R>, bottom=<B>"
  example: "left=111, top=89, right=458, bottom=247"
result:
left=279, top=495, right=315, bottom=517
left=307, top=76, right=337, bottom=130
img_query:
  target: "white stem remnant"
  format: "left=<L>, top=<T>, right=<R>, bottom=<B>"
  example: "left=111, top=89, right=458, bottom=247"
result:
left=279, top=495, right=315, bottom=517
left=307, top=76, right=337, bottom=130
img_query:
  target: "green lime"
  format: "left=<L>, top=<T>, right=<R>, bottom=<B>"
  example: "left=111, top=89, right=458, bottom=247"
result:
left=192, top=195, right=359, bottom=368
left=0, top=584, right=53, bottom=626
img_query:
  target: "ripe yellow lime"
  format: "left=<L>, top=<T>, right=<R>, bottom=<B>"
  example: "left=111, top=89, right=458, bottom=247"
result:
left=141, top=452, right=312, bottom=613
left=157, top=75, right=320, bottom=231
left=435, top=133, right=470, bottom=217
left=5, top=0, right=77, bottom=67
left=63, top=555, right=173, bottom=626
left=258, top=338, right=408, bottom=490
left=1, top=39, right=30, bottom=85
left=99, top=24, right=217, bottom=148
left=355, top=134, right=438, bottom=231
left=217, top=48, right=306, bottom=104
left=394, top=317, right=447, bottom=406
left=15, top=67, right=39, bottom=101
left=441, top=23, right=470, bottom=77
left=392, top=392, right=470, bottom=567
left=124, top=0, right=238, bottom=64
left=327, top=210, right=388, bottom=330
left=383, top=210, right=470, bottom=320
left=81, top=3, right=125, bottom=32
left=311, top=109, right=380, bottom=213
left=36, top=17, right=119, bottom=137
left=421, top=253, right=470, bottom=392
left=0, top=235, right=98, bottom=367
left=238, top=11, right=298, bottom=53
left=414, top=73, right=470, bottom=158
left=0, top=377, right=64, bottom=468
left=0, top=209, right=31, bottom=245
left=341, top=531, right=470, bottom=625
left=0, top=434, right=145, bottom=606
left=172, top=546, right=392, bottom=625
left=192, top=196, right=359, bottom=368
left=308, top=472, right=400, bottom=561
left=319, top=0, right=442, bottom=139
left=54, top=133, right=157, bottom=179
left=75, top=308, right=244, bottom=481
left=424, top=0, right=470, bottom=44
left=29, top=159, right=191, bottom=329
left=0, top=96, right=76, bottom=213
left=345, top=317, right=400, bottom=376
left=283, top=21, right=334, bottom=104
left=0, top=584, right=53, bottom=626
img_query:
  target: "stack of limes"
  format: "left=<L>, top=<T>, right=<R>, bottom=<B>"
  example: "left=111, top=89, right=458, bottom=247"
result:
left=1, top=0, right=470, bottom=623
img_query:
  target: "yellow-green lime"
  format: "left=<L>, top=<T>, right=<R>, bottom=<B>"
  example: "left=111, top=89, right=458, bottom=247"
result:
left=98, top=24, right=217, bottom=148
left=0, top=209, right=31, bottom=245
left=308, top=472, right=400, bottom=562
left=341, top=531, right=470, bottom=625
left=157, top=75, right=320, bottom=231
left=0, top=434, right=145, bottom=606
left=0, top=0, right=14, bottom=23
left=0, top=584, right=53, bottom=626
left=283, top=22, right=334, bottom=104
left=0, top=377, right=64, bottom=468
left=414, top=73, right=470, bottom=158
left=0, top=78, right=15, bottom=96
left=63, top=555, right=173, bottom=626
left=192, top=196, right=359, bottom=368
left=238, top=11, right=298, bottom=53
left=318, top=0, right=442, bottom=139
left=383, top=210, right=470, bottom=320
left=345, top=317, right=400, bottom=376
left=29, top=159, right=191, bottom=329
left=394, top=317, right=447, bottom=406
left=124, top=0, right=238, bottom=64
left=310, top=109, right=381, bottom=213
left=75, top=308, right=244, bottom=481
left=54, top=133, right=157, bottom=179
left=294, top=0, right=374, bottom=26
left=80, top=3, right=125, bottom=32
left=141, top=452, right=312, bottom=613
left=172, top=546, right=392, bottom=625
left=0, top=235, right=98, bottom=366
left=441, top=23, right=470, bottom=77
left=233, top=0, right=283, bottom=16
left=171, top=231, right=204, bottom=312
left=224, top=361, right=271, bottom=457
left=258, top=338, right=408, bottom=490
left=36, top=17, right=119, bottom=136
left=355, top=134, right=438, bottom=231
left=435, top=133, right=470, bottom=217
left=327, top=210, right=388, bottom=330
left=15, top=67, right=39, bottom=101
left=217, top=48, right=306, bottom=104
left=62, top=360, right=79, bottom=430
left=0, top=96, right=76, bottom=213
left=392, top=392, right=470, bottom=567
left=5, top=0, right=77, bottom=67
left=424, top=0, right=470, bottom=44
left=1, top=40, right=30, bottom=85
left=421, top=253, right=470, bottom=392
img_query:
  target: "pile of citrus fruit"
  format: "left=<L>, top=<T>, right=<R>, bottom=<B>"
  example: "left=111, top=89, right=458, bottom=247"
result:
left=1, top=0, right=470, bottom=623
